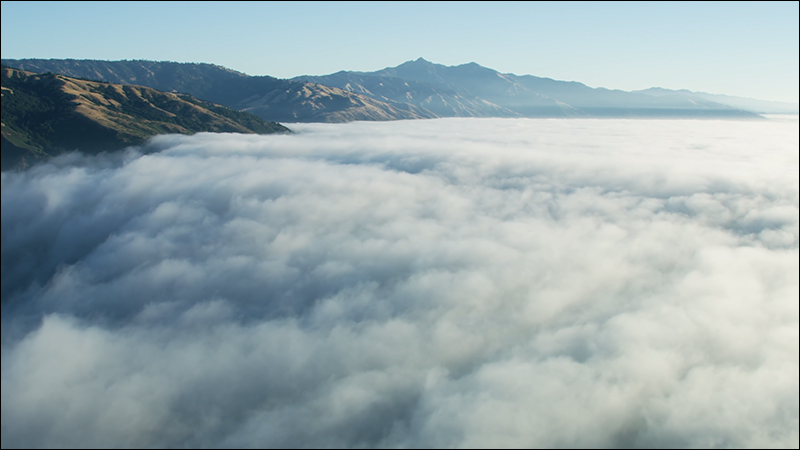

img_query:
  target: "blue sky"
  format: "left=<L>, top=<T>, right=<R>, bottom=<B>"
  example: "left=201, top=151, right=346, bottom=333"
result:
left=1, top=1, right=798, bottom=103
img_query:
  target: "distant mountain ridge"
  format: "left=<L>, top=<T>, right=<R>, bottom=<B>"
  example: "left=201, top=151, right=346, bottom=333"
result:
left=3, top=58, right=792, bottom=123
left=632, top=87, right=799, bottom=115
left=1, top=66, right=289, bottom=171
left=0, top=59, right=434, bottom=123
left=295, top=58, right=772, bottom=119
left=294, top=69, right=524, bottom=118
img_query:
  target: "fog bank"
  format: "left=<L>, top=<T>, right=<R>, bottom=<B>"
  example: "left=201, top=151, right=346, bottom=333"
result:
left=2, top=118, right=798, bottom=448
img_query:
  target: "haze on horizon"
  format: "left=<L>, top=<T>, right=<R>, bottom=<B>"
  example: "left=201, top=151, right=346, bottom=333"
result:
left=1, top=1, right=798, bottom=104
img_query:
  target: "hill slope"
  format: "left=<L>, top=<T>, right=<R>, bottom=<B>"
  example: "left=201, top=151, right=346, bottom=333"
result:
left=3, top=58, right=772, bottom=121
left=1, top=67, right=290, bottom=171
left=296, top=58, right=762, bottom=119
left=1, top=59, right=435, bottom=123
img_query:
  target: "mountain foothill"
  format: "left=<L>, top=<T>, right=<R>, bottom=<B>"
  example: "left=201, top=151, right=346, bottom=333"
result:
left=1, top=66, right=290, bottom=171
left=2, top=57, right=797, bottom=171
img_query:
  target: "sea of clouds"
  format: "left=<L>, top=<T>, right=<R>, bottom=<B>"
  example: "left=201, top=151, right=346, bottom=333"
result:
left=1, top=117, right=798, bottom=448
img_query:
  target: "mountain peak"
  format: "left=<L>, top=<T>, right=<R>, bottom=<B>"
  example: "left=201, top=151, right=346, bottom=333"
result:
left=401, top=57, right=438, bottom=68
left=392, top=58, right=439, bottom=72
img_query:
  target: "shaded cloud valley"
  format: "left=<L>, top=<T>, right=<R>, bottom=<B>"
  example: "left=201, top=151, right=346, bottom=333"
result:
left=2, top=118, right=798, bottom=448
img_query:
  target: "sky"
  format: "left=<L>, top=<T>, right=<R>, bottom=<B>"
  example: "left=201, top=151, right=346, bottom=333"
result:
left=1, top=1, right=798, bottom=103
left=2, top=117, right=798, bottom=447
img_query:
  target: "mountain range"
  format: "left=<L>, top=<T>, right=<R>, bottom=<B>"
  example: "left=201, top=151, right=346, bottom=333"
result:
left=295, top=58, right=773, bottom=119
left=1, top=66, right=289, bottom=171
left=1, top=59, right=433, bottom=123
left=6, top=58, right=796, bottom=124
left=631, top=87, right=799, bottom=115
left=3, top=57, right=798, bottom=171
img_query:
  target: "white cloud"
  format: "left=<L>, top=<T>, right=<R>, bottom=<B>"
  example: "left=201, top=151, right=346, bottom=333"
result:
left=2, top=118, right=798, bottom=448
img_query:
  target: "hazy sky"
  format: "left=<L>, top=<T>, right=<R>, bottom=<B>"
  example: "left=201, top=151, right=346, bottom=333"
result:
left=1, top=1, right=798, bottom=103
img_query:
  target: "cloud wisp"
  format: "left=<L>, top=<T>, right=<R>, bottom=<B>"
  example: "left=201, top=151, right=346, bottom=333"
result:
left=2, top=118, right=798, bottom=448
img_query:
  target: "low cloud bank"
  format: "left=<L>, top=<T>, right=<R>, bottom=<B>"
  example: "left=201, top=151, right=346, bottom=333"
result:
left=2, top=118, right=798, bottom=448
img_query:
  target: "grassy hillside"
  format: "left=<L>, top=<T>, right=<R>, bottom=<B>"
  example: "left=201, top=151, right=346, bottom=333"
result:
left=1, top=66, right=289, bottom=170
left=1, top=59, right=433, bottom=123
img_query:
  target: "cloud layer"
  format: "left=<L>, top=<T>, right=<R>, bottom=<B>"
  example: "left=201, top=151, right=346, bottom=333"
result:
left=2, top=118, right=798, bottom=448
